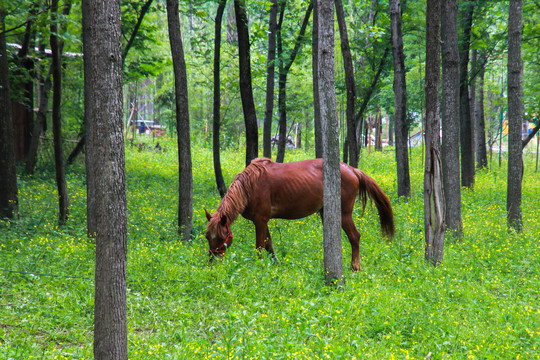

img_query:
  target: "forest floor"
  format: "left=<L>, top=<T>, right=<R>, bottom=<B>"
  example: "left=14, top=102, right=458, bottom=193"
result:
left=0, top=138, right=539, bottom=359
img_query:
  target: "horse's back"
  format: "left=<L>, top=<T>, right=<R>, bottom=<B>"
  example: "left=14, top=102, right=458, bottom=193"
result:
left=247, top=159, right=359, bottom=220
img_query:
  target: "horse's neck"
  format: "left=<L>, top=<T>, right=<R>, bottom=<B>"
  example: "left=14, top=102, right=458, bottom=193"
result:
left=217, top=192, right=243, bottom=224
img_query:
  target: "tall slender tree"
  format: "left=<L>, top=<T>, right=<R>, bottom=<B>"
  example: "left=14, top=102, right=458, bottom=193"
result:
left=424, top=0, right=445, bottom=266
left=82, top=0, right=128, bottom=357
left=459, top=0, right=475, bottom=188
left=475, top=59, right=488, bottom=170
left=166, top=0, right=193, bottom=240
left=0, top=7, right=18, bottom=219
left=275, top=1, right=313, bottom=163
left=440, top=0, right=462, bottom=237
left=389, top=0, right=410, bottom=199
left=234, top=0, right=259, bottom=166
left=507, top=0, right=523, bottom=232
left=318, top=0, right=342, bottom=285
left=263, top=0, right=278, bottom=159
left=212, top=0, right=228, bottom=197
left=50, top=0, right=69, bottom=225
left=312, top=0, right=323, bottom=159
left=336, top=0, right=357, bottom=168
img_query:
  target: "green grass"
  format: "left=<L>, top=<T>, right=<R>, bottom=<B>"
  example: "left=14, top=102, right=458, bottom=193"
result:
left=1, top=138, right=539, bottom=359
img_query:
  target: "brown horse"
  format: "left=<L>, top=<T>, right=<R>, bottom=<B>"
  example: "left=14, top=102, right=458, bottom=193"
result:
left=205, top=158, right=394, bottom=271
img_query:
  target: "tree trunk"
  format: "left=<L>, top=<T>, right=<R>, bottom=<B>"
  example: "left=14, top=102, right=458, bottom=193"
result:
left=25, top=48, right=52, bottom=175
left=424, top=0, right=445, bottom=266
left=234, top=0, right=259, bottom=166
left=355, top=46, right=390, bottom=129
left=167, top=0, right=193, bottom=241
left=0, top=8, right=18, bottom=219
left=275, top=2, right=287, bottom=163
left=318, top=0, right=343, bottom=286
left=263, top=0, right=278, bottom=159
left=312, top=0, right=323, bottom=159
left=459, top=1, right=475, bottom=188
left=276, top=1, right=313, bottom=163
left=213, top=0, right=228, bottom=198
left=25, top=1, right=72, bottom=174
left=336, top=0, right=357, bottom=168
left=275, top=1, right=313, bottom=163
left=507, top=0, right=523, bottom=232
left=389, top=0, right=410, bottom=199
left=475, top=60, right=488, bottom=169
left=50, top=0, right=69, bottom=225
left=440, top=0, right=462, bottom=237
left=13, top=12, right=35, bottom=162
left=82, top=0, right=127, bottom=358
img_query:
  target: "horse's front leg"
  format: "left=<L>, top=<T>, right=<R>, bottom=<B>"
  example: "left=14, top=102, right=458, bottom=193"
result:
left=254, top=221, right=274, bottom=258
left=264, top=226, right=275, bottom=256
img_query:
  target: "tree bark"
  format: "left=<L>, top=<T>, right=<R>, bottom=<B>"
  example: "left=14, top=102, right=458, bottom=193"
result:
left=234, top=0, right=259, bottom=166
left=475, top=60, right=488, bottom=169
left=82, top=0, right=127, bottom=358
left=0, top=8, right=19, bottom=219
left=459, top=0, right=475, bottom=188
left=12, top=9, right=36, bottom=162
left=389, top=0, right=410, bottom=199
left=507, top=0, right=523, bottom=232
left=263, top=0, right=278, bottom=159
left=276, top=1, right=313, bottom=163
left=424, top=0, right=445, bottom=266
left=440, top=0, right=462, bottom=237
left=312, top=0, right=323, bottom=159
left=167, top=0, right=194, bottom=241
left=25, top=1, right=72, bottom=174
left=212, top=0, right=228, bottom=198
left=336, top=0, right=357, bottom=168
left=25, top=46, right=52, bottom=175
left=318, top=0, right=343, bottom=286
left=50, top=0, right=69, bottom=225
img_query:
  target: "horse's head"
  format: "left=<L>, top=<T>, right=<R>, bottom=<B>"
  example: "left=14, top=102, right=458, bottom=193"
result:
left=205, top=209, right=234, bottom=258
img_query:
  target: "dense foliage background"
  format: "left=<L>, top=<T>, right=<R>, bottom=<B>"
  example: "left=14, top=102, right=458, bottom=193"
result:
left=4, top=0, right=540, bottom=152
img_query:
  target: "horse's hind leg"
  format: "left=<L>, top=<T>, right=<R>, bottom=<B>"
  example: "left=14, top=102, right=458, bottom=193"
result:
left=342, top=213, right=361, bottom=271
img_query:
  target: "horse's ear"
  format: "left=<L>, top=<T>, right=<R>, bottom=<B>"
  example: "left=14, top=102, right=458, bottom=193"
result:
left=220, top=215, right=227, bottom=226
left=205, top=209, right=212, bottom=221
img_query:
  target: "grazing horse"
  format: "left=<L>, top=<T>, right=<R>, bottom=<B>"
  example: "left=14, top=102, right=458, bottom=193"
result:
left=205, top=158, right=394, bottom=271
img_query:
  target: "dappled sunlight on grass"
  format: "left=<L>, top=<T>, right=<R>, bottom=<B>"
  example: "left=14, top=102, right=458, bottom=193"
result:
left=0, top=140, right=538, bottom=359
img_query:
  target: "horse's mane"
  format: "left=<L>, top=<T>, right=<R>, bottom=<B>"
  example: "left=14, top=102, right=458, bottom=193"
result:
left=209, top=158, right=271, bottom=228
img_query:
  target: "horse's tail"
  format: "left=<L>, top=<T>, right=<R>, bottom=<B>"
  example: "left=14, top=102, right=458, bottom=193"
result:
left=353, top=168, right=395, bottom=239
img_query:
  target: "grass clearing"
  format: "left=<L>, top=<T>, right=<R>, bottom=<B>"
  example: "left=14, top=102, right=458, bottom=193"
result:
left=1, top=139, right=539, bottom=359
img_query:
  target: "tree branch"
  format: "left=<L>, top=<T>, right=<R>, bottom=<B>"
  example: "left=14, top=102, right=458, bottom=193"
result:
left=122, top=0, right=154, bottom=67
